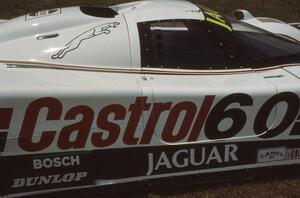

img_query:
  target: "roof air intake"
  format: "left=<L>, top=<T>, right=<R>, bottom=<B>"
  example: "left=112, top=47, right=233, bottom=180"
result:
left=80, top=7, right=118, bottom=18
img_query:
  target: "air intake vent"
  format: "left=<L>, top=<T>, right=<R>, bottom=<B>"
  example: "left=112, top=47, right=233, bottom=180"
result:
left=290, top=23, right=300, bottom=30
left=80, top=7, right=118, bottom=18
left=256, top=17, right=284, bottom=24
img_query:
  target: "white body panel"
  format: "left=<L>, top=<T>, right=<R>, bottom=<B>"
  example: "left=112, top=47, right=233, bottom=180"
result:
left=235, top=10, right=300, bottom=42
left=244, top=18, right=300, bottom=42
left=0, top=68, right=283, bottom=155
left=0, top=19, right=7, bottom=24
left=0, top=8, right=131, bottom=67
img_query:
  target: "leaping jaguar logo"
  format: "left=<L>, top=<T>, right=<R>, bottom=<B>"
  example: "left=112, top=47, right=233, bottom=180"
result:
left=52, top=22, right=120, bottom=59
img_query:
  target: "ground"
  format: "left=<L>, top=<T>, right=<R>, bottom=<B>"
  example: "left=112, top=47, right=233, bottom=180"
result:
left=1, top=1, right=300, bottom=197
left=0, top=0, right=300, bottom=22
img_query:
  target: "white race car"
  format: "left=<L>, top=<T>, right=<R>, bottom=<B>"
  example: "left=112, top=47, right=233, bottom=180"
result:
left=0, top=1, right=300, bottom=197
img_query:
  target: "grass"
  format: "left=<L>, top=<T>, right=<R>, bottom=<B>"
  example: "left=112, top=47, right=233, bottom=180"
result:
left=148, top=178, right=300, bottom=198
left=57, top=176, right=300, bottom=198
left=1, top=0, right=300, bottom=198
left=0, top=0, right=299, bottom=22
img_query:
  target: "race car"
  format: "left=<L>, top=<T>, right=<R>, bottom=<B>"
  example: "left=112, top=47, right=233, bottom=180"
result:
left=233, top=10, right=300, bottom=42
left=0, top=0, right=300, bottom=197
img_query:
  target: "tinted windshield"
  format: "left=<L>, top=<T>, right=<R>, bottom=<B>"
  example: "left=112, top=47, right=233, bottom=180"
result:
left=213, top=18, right=300, bottom=68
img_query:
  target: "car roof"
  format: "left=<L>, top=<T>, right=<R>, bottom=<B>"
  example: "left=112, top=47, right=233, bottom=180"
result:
left=113, top=0, right=205, bottom=22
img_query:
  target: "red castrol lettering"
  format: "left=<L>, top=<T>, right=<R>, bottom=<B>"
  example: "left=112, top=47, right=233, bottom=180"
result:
left=8, top=92, right=300, bottom=152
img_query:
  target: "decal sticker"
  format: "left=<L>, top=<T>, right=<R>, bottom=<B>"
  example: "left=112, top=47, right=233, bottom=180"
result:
left=257, top=147, right=286, bottom=163
left=0, top=108, right=13, bottom=152
left=286, top=148, right=300, bottom=160
left=146, top=144, right=238, bottom=176
left=95, top=139, right=300, bottom=180
left=3, top=140, right=300, bottom=196
left=25, top=9, right=61, bottom=21
left=254, top=92, right=300, bottom=138
left=185, top=9, right=201, bottom=14
left=51, top=22, right=120, bottom=59
left=199, top=6, right=232, bottom=32
left=257, top=147, right=300, bottom=163
left=11, top=172, right=88, bottom=188
left=32, top=155, right=80, bottom=169
left=204, top=93, right=253, bottom=140
left=6, top=152, right=94, bottom=194
left=2, top=92, right=300, bottom=152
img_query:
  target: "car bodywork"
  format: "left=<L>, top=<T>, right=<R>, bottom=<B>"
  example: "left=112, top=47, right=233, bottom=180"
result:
left=233, top=10, right=300, bottom=42
left=290, top=23, right=300, bottom=30
left=0, top=1, right=300, bottom=197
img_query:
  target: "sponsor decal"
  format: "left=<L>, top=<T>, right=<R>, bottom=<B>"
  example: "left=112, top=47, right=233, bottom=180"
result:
left=52, top=22, right=120, bottom=59
left=199, top=6, right=232, bottom=31
left=11, top=172, right=87, bottom=188
left=1, top=92, right=300, bottom=152
left=5, top=152, right=94, bottom=194
left=96, top=140, right=300, bottom=180
left=286, top=148, right=300, bottom=160
left=146, top=144, right=238, bottom=176
left=257, top=147, right=300, bottom=163
left=257, top=147, right=286, bottom=163
left=3, top=140, right=300, bottom=196
left=33, top=155, right=80, bottom=169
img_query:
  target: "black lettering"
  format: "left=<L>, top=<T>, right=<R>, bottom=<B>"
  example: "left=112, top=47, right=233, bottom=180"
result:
left=204, top=93, right=253, bottom=140
left=254, top=92, right=299, bottom=138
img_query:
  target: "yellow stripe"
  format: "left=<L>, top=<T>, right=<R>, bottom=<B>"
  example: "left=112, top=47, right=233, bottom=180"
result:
left=199, top=5, right=218, bottom=14
left=206, top=17, right=232, bottom=32
left=204, top=11, right=225, bottom=24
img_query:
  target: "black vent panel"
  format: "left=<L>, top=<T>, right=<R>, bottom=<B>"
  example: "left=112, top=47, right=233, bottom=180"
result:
left=80, top=7, right=118, bottom=18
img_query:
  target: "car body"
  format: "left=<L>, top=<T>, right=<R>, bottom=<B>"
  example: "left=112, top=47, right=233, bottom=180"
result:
left=233, top=10, right=300, bottom=42
left=0, top=1, right=300, bottom=197
left=290, top=22, right=300, bottom=30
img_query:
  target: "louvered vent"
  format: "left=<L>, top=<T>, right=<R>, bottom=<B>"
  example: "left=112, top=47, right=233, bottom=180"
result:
left=256, top=17, right=284, bottom=24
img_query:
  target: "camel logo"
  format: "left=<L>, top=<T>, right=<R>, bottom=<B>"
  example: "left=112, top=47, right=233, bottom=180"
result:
left=52, top=22, right=120, bottom=59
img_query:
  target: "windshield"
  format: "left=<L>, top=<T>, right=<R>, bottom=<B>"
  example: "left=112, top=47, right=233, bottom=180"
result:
left=138, top=16, right=300, bottom=70
left=211, top=18, right=300, bottom=68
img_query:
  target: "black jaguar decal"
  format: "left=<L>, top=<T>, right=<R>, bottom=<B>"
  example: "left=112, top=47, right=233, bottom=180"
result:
left=52, top=22, right=120, bottom=59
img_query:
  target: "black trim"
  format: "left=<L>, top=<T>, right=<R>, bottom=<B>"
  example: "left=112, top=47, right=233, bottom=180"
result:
left=3, top=139, right=300, bottom=196
left=15, top=164, right=300, bottom=198
left=0, top=132, right=8, bottom=152
left=80, top=7, right=118, bottom=18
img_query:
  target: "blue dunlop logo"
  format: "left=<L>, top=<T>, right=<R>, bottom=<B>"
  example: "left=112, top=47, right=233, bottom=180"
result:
left=52, top=22, right=120, bottom=59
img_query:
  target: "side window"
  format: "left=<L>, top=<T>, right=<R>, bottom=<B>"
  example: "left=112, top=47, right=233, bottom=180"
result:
left=138, top=20, right=231, bottom=70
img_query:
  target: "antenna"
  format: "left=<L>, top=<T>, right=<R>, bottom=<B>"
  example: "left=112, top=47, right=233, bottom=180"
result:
left=115, top=0, right=119, bottom=12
